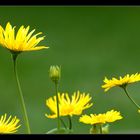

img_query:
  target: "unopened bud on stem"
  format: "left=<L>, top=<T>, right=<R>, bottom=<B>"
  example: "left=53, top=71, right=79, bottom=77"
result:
left=49, top=65, right=61, bottom=84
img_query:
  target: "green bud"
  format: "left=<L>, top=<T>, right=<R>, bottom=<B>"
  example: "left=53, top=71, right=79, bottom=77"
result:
left=102, top=124, right=109, bottom=134
left=49, top=65, right=61, bottom=83
left=90, top=125, right=99, bottom=134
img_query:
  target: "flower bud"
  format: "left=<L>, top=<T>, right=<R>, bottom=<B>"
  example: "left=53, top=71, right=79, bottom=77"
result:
left=102, top=124, right=109, bottom=134
left=49, top=65, right=61, bottom=83
left=90, top=125, right=99, bottom=134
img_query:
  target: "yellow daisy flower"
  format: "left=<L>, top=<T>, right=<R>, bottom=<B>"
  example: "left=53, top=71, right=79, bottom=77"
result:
left=45, top=91, right=93, bottom=118
left=105, top=110, right=123, bottom=123
left=0, top=114, right=21, bottom=133
left=0, top=22, right=49, bottom=52
left=102, top=73, right=140, bottom=92
left=79, top=114, right=106, bottom=125
left=79, top=109, right=122, bottom=125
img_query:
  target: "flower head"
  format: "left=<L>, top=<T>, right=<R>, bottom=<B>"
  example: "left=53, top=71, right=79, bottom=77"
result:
left=80, top=114, right=106, bottom=125
left=102, top=73, right=140, bottom=92
left=49, top=65, right=61, bottom=83
left=45, top=91, right=93, bottom=118
left=0, top=114, right=21, bottom=133
left=0, top=22, right=48, bottom=52
left=79, top=109, right=122, bottom=125
left=105, top=110, right=123, bottom=123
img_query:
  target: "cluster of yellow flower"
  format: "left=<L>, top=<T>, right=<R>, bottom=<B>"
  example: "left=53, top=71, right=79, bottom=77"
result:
left=45, top=66, right=124, bottom=134
left=0, top=22, right=139, bottom=134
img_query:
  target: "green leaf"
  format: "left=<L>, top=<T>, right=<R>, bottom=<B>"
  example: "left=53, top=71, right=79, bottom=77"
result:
left=46, top=127, right=73, bottom=134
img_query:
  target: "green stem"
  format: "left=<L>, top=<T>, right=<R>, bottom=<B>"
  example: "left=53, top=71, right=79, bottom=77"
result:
left=123, top=87, right=140, bottom=110
left=68, top=115, right=72, bottom=130
left=60, top=118, right=67, bottom=129
left=99, top=124, right=102, bottom=134
left=12, top=53, right=31, bottom=134
left=55, top=82, right=60, bottom=131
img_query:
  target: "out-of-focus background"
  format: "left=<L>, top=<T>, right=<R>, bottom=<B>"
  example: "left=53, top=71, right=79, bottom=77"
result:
left=0, top=6, right=140, bottom=134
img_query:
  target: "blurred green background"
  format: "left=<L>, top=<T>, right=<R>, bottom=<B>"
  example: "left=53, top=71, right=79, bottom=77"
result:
left=0, top=6, right=140, bottom=134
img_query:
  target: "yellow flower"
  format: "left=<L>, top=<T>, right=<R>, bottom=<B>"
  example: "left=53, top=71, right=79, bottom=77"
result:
left=0, top=22, right=49, bottom=52
left=79, top=114, right=106, bottom=125
left=102, top=73, right=140, bottom=92
left=79, top=109, right=122, bottom=125
left=0, top=114, right=21, bottom=133
left=105, top=110, right=123, bottom=122
left=45, top=91, right=93, bottom=118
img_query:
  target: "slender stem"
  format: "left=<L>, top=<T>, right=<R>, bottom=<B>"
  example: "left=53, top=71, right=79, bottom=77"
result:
left=12, top=53, right=31, bottom=134
left=123, top=87, right=140, bottom=110
left=60, top=118, right=67, bottom=129
left=99, top=124, right=102, bottom=134
left=68, top=115, right=72, bottom=130
left=55, top=82, right=60, bottom=130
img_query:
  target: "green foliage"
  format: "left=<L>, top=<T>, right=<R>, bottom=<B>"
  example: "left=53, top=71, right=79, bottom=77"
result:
left=46, top=127, right=73, bottom=134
